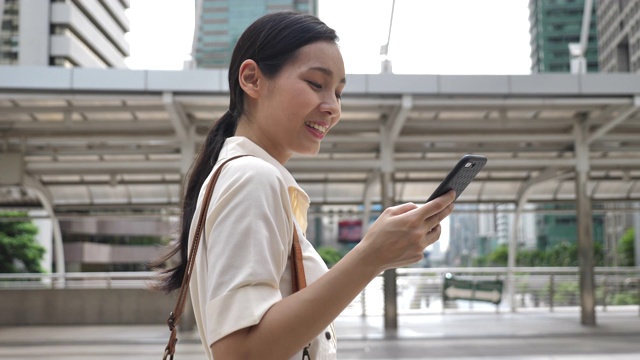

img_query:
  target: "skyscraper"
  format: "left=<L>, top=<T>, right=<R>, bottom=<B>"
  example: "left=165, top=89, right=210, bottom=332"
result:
left=0, top=0, right=130, bottom=68
left=528, top=0, right=599, bottom=73
left=192, top=0, right=317, bottom=68
left=596, top=0, right=640, bottom=72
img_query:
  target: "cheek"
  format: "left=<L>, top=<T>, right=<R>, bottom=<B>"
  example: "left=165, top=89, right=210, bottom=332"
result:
left=330, top=115, right=341, bottom=128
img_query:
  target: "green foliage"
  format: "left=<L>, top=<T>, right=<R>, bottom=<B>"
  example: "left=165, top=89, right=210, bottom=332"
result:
left=488, top=244, right=508, bottom=266
left=553, top=282, right=580, bottom=305
left=0, top=212, right=45, bottom=273
left=516, top=248, right=545, bottom=267
left=477, top=241, right=605, bottom=267
left=317, top=246, right=343, bottom=268
left=611, top=292, right=639, bottom=305
left=618, top=228, right=635, bottom=266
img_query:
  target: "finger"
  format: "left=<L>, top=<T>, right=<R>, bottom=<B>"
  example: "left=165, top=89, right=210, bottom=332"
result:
left=424, top=203, right=454, bottom=230
left=421, top=224, right=442, bottom=248
left=417, top=190, right=456, bottom=218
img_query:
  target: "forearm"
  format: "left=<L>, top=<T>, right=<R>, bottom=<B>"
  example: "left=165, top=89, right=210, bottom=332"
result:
left=214, top=243, right=380, bottom=359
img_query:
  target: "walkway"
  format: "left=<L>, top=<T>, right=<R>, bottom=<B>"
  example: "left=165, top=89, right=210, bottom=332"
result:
left=1, top=309, right=639, bottom=359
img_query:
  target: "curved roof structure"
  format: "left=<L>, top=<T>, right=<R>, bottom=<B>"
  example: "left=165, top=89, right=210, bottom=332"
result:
left=1, top=67, right=639, bottom=214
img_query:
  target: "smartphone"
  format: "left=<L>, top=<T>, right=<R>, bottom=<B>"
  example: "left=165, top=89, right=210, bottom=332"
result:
left=427, top=154, right=487, bottom=202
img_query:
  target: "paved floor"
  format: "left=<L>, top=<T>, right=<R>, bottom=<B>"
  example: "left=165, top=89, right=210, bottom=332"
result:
left=1, top=308, right=639, bottom=359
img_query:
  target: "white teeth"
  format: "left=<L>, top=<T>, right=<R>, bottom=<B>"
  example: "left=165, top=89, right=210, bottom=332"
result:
left=305, top=122, right=327, bottom=134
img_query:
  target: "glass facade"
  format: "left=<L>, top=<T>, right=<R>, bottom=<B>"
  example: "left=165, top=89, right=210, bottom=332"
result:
left=194, top=0, right=317, bottom=68
left=528, top=0, right=599, bottom=73
left=0, top=0, right=20, bottom=65
left=535, top=204, right=604, bottom=250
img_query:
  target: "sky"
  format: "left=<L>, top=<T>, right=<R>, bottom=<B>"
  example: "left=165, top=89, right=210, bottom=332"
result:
left=125, top=0, right=532, bottom=75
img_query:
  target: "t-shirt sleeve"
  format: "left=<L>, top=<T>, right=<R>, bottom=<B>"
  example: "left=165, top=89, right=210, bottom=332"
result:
left=200, top=157, right=293, bottom=346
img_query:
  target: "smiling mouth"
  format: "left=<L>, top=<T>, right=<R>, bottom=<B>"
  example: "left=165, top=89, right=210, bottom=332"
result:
left=305, top=121, right=328, bottom=134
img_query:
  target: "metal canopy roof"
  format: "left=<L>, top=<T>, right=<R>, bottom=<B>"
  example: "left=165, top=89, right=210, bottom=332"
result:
left=1, top=67, right=640, bottom=214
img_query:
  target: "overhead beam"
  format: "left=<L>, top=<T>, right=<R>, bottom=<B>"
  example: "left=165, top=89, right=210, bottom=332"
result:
left=588, top=96, right=640, bottom=144
left=411, top=97, right=631, bottom=109
left=23, top=157, right=640, bottom=174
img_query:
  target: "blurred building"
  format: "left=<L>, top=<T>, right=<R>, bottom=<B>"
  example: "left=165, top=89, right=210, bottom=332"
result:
left=448, top=204, right=482, bottom=266
left=528, top=0, right=598, bottom=72
left=191, top=0, right=317, bottom=68
left=0, top=0, right=130, bottom=68
left=596, top=0, right=640, bottom=72
left=535, top=203, right=604, bottom=250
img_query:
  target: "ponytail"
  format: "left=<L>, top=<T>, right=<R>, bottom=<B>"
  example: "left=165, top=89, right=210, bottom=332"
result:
left=152, top=110, right=238, bottom=293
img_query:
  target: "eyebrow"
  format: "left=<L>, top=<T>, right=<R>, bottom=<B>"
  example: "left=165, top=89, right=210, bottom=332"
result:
left=308, top=66, right=347, bottom=84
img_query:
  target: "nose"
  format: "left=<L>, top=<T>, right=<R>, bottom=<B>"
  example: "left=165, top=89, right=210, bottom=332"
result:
left=320, top=94, right=341, bottom=119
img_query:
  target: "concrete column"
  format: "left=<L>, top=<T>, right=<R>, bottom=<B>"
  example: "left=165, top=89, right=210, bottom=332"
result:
left=574, top=118, right=596, bottom=326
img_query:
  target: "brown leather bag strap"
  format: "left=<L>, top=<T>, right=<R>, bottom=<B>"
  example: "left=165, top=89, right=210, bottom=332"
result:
left=291, top=229, right=307, bottom=293
left=163, top=154, right=249, bottom=360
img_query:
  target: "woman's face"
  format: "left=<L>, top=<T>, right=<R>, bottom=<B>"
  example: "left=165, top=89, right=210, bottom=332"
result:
left=239, top=41, right=346, bottom=164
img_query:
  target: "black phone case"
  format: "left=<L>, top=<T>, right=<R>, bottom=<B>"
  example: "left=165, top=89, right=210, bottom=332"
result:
left=427, top=155, right=487, bottom=202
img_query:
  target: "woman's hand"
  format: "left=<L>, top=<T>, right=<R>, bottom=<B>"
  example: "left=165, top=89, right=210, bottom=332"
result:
left=358, top=190, right=456, bottom=272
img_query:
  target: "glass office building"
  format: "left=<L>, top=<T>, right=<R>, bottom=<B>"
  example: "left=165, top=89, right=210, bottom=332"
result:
left=192, top=0, right=317, bottom=68
left=0, top=0, right=130, bottom=68
left=528, top=0, right=599, bottom=72
left=596, top=0, right=640, bottom=72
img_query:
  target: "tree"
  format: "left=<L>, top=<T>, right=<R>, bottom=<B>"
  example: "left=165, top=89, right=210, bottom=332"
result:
left=0, top=211, right=45, bottom=273
left=618, top=228, right=635, bottom=266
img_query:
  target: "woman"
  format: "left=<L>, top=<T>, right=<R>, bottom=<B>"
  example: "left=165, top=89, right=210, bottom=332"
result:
left=156, top=11, right=455, bottom=359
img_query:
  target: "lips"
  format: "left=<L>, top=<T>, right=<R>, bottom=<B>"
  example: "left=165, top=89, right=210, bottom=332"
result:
left=305, top=121, right=328, bottom=135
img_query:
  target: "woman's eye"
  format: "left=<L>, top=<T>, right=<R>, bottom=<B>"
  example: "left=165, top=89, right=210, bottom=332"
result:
left=306, top=81, right=322, bottom=89
left=335, top=93, right=342, bottom=100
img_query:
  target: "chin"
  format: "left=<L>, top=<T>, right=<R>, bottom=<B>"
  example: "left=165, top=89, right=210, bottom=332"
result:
left=297, top=146, right=321, bottom=157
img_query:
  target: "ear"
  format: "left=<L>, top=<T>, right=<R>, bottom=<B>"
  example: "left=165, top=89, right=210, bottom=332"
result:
left=238, top=59, right=262, bottom=99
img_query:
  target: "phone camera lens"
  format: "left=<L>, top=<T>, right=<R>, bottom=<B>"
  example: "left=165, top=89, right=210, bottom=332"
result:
left=465, top=162, right=475, bottom=168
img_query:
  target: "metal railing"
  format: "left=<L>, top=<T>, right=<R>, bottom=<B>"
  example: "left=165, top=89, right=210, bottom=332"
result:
left=342, top=267, right=640, bottom=315
left=0, top=271, right=155, bottom=289
left=2, top=267, right=638, bottom=314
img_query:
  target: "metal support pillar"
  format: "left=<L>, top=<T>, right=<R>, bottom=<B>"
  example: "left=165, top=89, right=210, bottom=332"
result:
left=381, top=170, right=397, bottom=331
left=574, top=117, right=596, bottom=326
left=361, top=171, right=379, bottom=235
left=634, top=202, right=640, bottom=268
left=508, top=199, right=524, bottom=312
left=380, top=122, right=397, bottom=332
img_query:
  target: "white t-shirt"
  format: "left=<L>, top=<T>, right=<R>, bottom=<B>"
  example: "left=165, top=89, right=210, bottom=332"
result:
left=188, top=136, right=337, bottom=359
